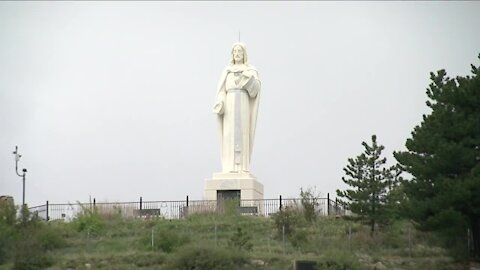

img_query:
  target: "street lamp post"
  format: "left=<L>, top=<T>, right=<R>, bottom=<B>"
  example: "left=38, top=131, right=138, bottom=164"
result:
left=13, top=146, right=27, bottom=207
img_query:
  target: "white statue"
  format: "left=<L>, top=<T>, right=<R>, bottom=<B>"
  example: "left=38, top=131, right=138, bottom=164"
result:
left=213, top=42, right=261, bottom=173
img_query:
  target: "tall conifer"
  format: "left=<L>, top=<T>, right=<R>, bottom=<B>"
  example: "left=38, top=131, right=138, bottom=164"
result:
left=337, top=135, right=396, bottom=234
left=395, top=55, right=480, bottom=258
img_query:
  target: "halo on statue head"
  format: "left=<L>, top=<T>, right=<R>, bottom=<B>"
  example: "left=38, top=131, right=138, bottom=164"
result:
left=230, top=42, right=248, bottom=65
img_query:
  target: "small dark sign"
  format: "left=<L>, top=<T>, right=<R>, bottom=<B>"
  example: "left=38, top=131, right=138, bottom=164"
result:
left=293, top=260, right=317, bottom=270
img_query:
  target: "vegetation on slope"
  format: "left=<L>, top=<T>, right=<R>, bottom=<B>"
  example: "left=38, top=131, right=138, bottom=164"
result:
left=0, top=202, right=466, bottom=270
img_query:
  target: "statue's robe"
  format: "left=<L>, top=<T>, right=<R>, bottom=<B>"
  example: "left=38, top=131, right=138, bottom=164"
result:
left=214, top=65, right=261, bottom=173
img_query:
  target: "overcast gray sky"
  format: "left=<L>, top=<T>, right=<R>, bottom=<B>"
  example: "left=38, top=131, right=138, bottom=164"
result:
left=1, top=1, right=479, bottom=207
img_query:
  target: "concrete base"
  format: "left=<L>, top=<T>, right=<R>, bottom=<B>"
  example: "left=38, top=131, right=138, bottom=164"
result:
left=204, top=172, right=264, bottom=201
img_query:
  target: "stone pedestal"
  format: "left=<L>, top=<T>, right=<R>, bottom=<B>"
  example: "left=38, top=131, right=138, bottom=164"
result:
left=204, top=172, right=264, bottom=201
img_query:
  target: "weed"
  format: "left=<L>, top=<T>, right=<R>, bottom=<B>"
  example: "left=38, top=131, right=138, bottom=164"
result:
left=165, top=243, right=248, bottom=270
left=316, top=249, right=362, bottom=270
left=149, top=223, right=190, bottom=253
left=300, top=187, right=321, bottom=223
left=71, top=207, right=105, bottom=236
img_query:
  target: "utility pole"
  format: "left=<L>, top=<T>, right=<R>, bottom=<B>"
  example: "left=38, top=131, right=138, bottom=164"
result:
left=13, top=146, right=27, bottom=207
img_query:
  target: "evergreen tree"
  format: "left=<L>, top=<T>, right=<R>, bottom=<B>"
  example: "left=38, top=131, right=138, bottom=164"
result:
left=337, top=135, right=396, bottom=234
left=394, top=55, right=480, bottom=258
left=383, top=165, right=406, bottom=220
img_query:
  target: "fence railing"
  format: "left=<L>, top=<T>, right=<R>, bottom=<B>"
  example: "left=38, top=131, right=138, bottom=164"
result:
left=28, top=195, right=347, bottom=221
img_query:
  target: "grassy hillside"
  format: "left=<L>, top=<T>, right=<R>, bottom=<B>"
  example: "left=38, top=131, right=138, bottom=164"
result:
left=0, top=208, right=466, bottom=270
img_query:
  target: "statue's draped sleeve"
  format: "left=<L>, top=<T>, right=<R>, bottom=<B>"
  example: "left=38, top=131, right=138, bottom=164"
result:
left=214, top=69, right=228, bottom=114
left=246, top=69, right=261, bottom=159
left=239, top=70, right=260, bottom=98
left=215, top=68, right=229, bottom=159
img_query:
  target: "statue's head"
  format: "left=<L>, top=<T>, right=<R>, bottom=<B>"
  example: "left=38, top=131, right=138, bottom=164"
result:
left=230, top=42, right=248, bottom=65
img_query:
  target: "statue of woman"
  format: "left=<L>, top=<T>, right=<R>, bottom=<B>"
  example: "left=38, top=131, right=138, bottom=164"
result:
left=213, top=43, right=261, bottom=173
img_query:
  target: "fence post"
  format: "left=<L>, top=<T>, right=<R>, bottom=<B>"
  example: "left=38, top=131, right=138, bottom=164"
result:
left=214, top=223, right=218, bottom=246
left=46, top=200, right=49, bottom=221
left=335, top=198, right=338, bottom=216
left=327, top=193, right=330, bottom=216
left=279, top=195, right=283, bottom=211
left=185, top=195, right=189, bottom=218
left=467, top=228, right=472, bottom=258
left=93, top=198, right=96, bottom=207
left=408, top=227, right=412, bottom=257
left=151, top=228, right=155, bottom=251
left=348, top=226, right=352, bottom=250
left=140, top=196, right=143, bottom=210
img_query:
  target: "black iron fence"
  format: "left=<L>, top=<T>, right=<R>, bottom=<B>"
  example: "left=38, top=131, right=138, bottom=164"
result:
left=28, top=195, right=348, bottom=221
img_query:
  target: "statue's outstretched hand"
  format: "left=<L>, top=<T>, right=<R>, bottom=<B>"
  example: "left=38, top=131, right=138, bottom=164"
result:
left=213, top=102, right=224, bottom=115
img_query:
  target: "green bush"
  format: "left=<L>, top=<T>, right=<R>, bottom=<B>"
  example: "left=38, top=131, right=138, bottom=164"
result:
left=228, top=227, right=253, bottom=251
left=272, top=206, right=303, bottom=237
left=0, top=203, right=67, bottom=267
left=0, top=198, right=17, bottom=264
left=126, top=252, right=166, bottom=267
left=165, top=243, right=248, bottom=270
left=10, top=215, right=69, bottom=269
left=151, top=224, right=190, bottom=253
left=290, top=228, right=309, bottom=249
left=219, top=199, right=242, bottom=217
left=72, top=208, right=105, bottom=236
left=0, top=222, right=16, bottom=264
left=61, top=252, right=167, bottom=269
left=381, top=220, right=412, bottom=249
left=0, top=198, right=17, bottom=226
left=13, top=227, right=54, bottom=270
left=13, top=252, right=53, bottom=270
left=316, top=249, right=362, bottom=270
left=36, top=223, right=67, bottom=250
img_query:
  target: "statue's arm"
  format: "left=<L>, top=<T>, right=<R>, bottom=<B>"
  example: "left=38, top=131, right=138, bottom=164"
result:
left=213, top=90, right=225, bottom=115
left=213, top=70, right=228, bottom=115
left=241, top=70, right=261, bottom=98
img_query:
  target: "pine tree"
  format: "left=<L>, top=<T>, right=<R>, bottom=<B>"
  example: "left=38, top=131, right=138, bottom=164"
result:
left=394, top=55, right=480, bottom=258
left=337, top=135, right=396, bottom=234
